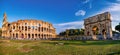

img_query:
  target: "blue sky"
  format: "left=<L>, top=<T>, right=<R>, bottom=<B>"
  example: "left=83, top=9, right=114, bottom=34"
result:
left=0, top=0, right=120, bottom=34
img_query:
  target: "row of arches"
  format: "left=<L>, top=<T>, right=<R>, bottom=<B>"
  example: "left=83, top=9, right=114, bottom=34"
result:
left=12, top=33, right=53, bottom=39
left=11, top=25, right=55, bottom=34
left=86, top=26, right=106, bottom=36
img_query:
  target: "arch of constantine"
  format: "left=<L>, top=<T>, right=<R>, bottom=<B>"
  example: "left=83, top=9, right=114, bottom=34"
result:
left=84, top=12, right=113, bottom=40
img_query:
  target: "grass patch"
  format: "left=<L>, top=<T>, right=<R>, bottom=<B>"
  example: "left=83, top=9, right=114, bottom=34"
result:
left=0, top=39, right=120, bottom=55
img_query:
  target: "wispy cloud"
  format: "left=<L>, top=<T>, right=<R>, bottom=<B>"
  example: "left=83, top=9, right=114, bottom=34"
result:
left=111, top=15, right=120, bottom=22
left=75, top=10, right=86, bottom=16
left=107, top=3, right=120, bottom=12
left=90, top=2, right=120, bottom=31
left=83, top=0, right=92, bottom=9
left=117, top=0, right=120, bottom=2
left=95, top=3, right=120, bottom=14
left=54, top=21, right=84, bottom=34
left=111, top=14, right=120, bottom=30
left=83, top=0, right=90, bottom=4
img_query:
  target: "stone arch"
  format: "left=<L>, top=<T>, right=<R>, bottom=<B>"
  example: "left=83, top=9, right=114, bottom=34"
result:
left=28, top=34, right=30, bottom=39
left=21, top=34, right=24, bottom=38
left=46, top=34, right=48, bottom=39
left=92, top=26, right=99, bottom=35
left=25, top=33, right=27, bottom=38
left=32, top=34, right=34, bottom=38
left=13, top=33, right=15, bottom=38
left=13, top=26, right=15, bottom=29
left=42, top=27, right=43, bottom=32
left=44, top=28, right=46, bottom=32
left=38, top=27, right=40, bottom=32
left=25, top=26, right=27, bottom=31
left=43, top=34, right=46, bottom=39
left=19, top=26, right=21, bottom=30
left=84, top=12, right=113, bottom=40
left=102, top=29, right=106, bottom=35
left=38, top=34, right=40, bottom=38
left=22, top=26, right=24, bottom=30
left=41, top=34, right=43, bottom=39
left=91, top=25, right=99, bottom=40
left=16, top=33, right=18, bottom=38
left=87, top=31, right=90, bottom=36
left=35, top=34, right=37, bottom=38
left=102, top=29, right=107, bottom=39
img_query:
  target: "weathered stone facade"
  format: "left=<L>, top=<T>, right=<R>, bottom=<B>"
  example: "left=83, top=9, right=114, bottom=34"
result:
left=84, top=12, right=112, bottom=40
left=2, top=13, right=56, bottom=40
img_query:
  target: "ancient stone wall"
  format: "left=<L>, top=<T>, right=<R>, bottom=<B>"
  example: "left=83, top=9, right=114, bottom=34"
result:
left=84, top=12, right=112, bottom=40
left=2, top=13, right=56, bottom=40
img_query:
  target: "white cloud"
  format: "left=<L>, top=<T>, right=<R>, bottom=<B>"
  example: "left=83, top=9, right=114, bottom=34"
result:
left=54, top=21, right=84, bottom=34
left=107, top=3, right=120, bottom=12
left=117, top=0, right=120, bottom=2
left=83, top=0, right=90, bottom=3
left=111, top=15, right=120, bottom=22
left=83, top=0, right=92, bottom=9
left=88, top=3, right=120, bottom=17
left=98, top=3, right=120, bottom=14
left=111, top=14, right=120, bottom=31
left=75, top=10, right=86, bottom=16
left=112, top=21, right=119, bottom=31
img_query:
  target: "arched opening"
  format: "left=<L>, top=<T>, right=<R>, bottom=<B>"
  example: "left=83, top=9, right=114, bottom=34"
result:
left=92, top=26, right=99, bottom=35
left=28, top=34, right=30, bottom=39
left=32, top=34, right=34, bottom=38
left=47, top=28, right=48, bottom=32
left=13, top=33, right=15, bottom=38
left=22, top=26, right=24, bottom=30
left=38, top=34, right=40, bottom=38
left=35, top=34, right=37, bottom=38
left=102, top=29, right=106, bottom=35
left=8, top=24, right=10, bottom=27
left=25, top=26, right=27, bottom=31
left=44, top=28, right=46, bottom=32
left=44, top=34, right=46, bottom=39
left=92, top=26, right=99, bottom=40
left=38, top=27, right=40, bottom=32
left=13, top=26, right=15, bottom=29
left=46, top=34, right=48, bottom=39
left=19, top=26, right=21, bottom=30
left=87, top=31, right=90, bottom=36
left=16, top=33, right=18, bottom=38
left=21, top=34, right=24, bottom=38
left=41, top=34, right=43, bottom=39
left=25, top=33, right=27, bottom=38
left=102, top=29, right=106, bottom=39
left=42, top=27, right=43, bottom=32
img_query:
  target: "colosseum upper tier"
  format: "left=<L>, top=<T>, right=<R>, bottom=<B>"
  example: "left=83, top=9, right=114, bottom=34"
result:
left=2, top=13, right=56, bottom=40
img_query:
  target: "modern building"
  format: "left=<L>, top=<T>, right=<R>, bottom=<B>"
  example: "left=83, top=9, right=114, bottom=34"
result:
left=2, top=13, right=56, bottom=40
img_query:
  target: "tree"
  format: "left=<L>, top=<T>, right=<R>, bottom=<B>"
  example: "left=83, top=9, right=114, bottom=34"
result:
left=66, top=29, right=69, bottom=37
left=115, top=23, right=120, bottom=32
left=80, top=28, right=85, bottom=35
left=59, top=28, right=85, bottom=36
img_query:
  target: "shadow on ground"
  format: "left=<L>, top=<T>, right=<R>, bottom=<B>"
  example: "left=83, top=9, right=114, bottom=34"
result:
left=41, top=40, right=120, bottom=46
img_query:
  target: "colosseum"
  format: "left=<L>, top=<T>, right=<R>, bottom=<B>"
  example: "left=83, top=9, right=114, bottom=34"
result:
left=2, top=13, right=56, bottom=40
